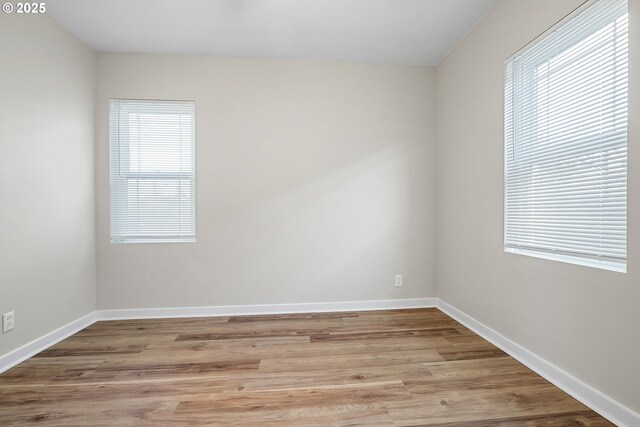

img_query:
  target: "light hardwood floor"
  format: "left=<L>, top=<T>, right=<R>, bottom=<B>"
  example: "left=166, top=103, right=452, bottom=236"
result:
left=0, top=308, right=613, bottom=426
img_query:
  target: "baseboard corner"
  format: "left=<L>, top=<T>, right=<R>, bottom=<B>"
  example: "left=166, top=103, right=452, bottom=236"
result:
left=0, top=311, right=97, bottom=374
left=436, top=298, right=639, bottom=427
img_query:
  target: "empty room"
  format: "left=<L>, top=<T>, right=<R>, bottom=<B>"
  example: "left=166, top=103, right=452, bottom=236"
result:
left=0, top=0, right=638, bottom=425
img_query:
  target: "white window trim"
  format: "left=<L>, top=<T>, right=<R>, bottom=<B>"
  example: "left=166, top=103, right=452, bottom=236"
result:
left=503, top=0, right=628, bottom=273
left=109, top=99, right=196, bottom=244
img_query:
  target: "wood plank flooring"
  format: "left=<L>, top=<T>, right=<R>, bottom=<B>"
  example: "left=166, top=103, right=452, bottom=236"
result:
left=0, top=308, right=613, bottom=426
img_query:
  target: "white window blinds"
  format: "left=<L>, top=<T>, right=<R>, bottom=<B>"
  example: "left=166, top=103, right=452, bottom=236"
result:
left=504, top=0, right=628, bottom=272
left=109, top=100, right=196, bottom=243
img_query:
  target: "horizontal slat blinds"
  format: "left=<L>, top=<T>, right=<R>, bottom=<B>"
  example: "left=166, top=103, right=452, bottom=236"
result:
left=109, top=100, right=196, bottom=243
left=504, top=0, right=627, bottom=272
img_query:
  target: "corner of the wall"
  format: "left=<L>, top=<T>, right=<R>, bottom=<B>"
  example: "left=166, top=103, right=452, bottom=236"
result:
left=0, top=311, right=97, bottom=375
left=436, top=298, right=640, bottom=427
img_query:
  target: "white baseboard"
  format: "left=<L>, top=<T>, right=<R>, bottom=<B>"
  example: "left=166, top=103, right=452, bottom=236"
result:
left=97, top=297, right=438, bottom=320
left=437, top=299, right=639, bottom=427
left=0, top=311, right=97, bottom=374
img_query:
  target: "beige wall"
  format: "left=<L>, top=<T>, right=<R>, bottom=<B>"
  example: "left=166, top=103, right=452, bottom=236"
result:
left=436, top=0, right=640, bottom=412
left=0, top=14, right=96, bottom=356
left=96, top=54, right=436, bottom=309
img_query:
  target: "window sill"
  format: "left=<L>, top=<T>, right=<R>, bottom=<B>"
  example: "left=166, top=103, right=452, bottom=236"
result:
left=504, top=247, right=626, bottom=273
left=111, top=238, right=196, bottom=244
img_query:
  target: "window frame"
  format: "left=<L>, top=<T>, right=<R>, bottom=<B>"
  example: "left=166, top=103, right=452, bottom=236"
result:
left=503, top=0, right=628, bottom=273
left=109, top=99, right=196, bottom=244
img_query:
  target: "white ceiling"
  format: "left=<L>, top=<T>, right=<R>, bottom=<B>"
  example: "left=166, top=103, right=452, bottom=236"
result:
left=46, top=0, right=495, bottom=65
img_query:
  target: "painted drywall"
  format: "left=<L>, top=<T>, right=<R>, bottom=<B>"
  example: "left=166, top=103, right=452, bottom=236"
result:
left=96, top=54, right=436, bottom=309
left=436, top=0, right=640, bottom=412
left=0, top=13, right=96, bottom=356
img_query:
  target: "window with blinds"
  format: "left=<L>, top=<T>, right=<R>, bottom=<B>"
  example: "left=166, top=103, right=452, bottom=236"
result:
left=504, top=0, right=628, bottom=272
left=109, top=100, right=196, bottom=243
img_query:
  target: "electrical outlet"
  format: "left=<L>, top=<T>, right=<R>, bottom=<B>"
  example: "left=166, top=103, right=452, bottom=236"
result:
left=3, top=311, right=14, bottom=332
left=395, top=274, right=403, bottom=287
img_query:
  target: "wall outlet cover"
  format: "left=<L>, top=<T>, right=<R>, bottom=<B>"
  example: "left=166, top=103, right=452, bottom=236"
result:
left=395, top=275, right=403, bottom=287
left=3, top=312, right=14, bottom=332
